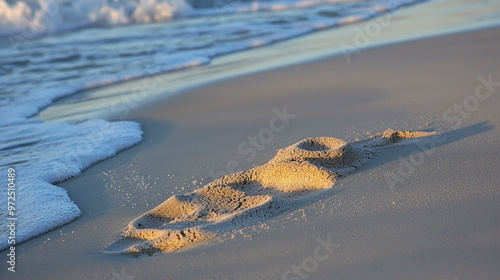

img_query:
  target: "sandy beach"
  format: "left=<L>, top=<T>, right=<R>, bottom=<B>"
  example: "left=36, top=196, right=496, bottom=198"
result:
left=3, top=18, right=498, bottom=279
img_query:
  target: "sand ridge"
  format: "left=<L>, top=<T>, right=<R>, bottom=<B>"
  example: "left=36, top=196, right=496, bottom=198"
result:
left=103, top=129, right=435, bottom=256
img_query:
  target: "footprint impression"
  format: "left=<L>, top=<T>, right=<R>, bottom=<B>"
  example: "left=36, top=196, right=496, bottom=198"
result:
left=104, top=129, right=434, bottom=256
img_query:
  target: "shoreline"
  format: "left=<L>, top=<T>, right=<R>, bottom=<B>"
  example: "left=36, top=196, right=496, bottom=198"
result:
left=38, top=0, right=500, bottom=123
left=7, top=24, right=500, bottom=279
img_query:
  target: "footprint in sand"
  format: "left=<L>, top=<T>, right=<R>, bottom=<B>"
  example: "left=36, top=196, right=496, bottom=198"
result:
left=103, top=129, right=434, bottom=256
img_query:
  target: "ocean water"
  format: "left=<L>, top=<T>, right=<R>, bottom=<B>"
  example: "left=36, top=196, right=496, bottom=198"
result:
left=0, top=0, right=427, bottom=249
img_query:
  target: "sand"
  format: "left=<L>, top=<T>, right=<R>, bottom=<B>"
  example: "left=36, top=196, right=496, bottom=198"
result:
left=5, top=15, right=500, bottom=280
left=103, top=130, right=434, bottom=256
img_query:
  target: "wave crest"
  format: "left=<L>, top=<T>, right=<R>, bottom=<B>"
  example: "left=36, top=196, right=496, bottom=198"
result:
left=0, top=0, right=193, bottom=37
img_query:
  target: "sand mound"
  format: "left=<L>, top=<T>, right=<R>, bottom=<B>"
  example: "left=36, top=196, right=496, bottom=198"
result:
left=104, top=129, right=435, bottom=256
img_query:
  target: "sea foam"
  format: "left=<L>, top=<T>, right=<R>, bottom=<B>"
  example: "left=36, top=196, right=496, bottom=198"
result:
left=0, top=118, right=143, bottom=250
left=0, top=0, right=193, bottom=37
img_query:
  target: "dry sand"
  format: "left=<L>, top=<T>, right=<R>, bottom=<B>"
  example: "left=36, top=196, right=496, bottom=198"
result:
left=5, top=22, right=500, bottom=280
